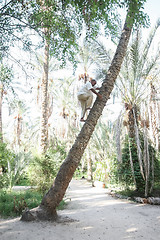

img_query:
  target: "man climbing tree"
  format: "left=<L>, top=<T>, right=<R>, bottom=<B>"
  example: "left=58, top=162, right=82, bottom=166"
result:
left=77, top=79, right=102, bottom=122
left=21, top=0, right=148, bottom=221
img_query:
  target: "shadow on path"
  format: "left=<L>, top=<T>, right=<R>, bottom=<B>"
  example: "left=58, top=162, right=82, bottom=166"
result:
left=0, top=179, right=160, bottom=240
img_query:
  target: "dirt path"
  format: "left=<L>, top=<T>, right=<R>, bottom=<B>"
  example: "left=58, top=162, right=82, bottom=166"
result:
left=0, top=179, right=160, bottom=240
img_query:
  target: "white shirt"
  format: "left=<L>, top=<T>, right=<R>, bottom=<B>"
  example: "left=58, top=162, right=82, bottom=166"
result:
left=78, top=81, right=96, bottom=96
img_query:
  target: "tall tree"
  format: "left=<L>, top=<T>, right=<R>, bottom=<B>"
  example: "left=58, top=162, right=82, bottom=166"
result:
left=116, top=22, right=160, bottom=194
left=21, top=0, right=148, bottom=221
left=0, top=0, right=36, bottom=57
left=40, top=29, right=50, bottom=153
left=11, top=100, right=27, bottom=148
left=0, top=63, right=13, bottom=142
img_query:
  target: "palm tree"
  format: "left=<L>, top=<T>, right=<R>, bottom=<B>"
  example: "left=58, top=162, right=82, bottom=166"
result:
left=149, top=82, right=160, bottom=151
left=30, top=50, right=62, bottom=152
left=48, top=76, right=78, bottom=142
left=21, top=8, right=135, bottom=221
left=40, top=31, right=50, bottom=154
left=118, top=22, right=160, bottom=135
left=8, top=100, right=28, bottom=149
left=115, top=21, right=160, bottom=195
left=77, top=39, right=96, bottom=83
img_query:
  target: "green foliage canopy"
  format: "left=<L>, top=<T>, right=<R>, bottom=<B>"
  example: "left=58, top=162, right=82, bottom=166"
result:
left=0, top=0, right=149, bottom=62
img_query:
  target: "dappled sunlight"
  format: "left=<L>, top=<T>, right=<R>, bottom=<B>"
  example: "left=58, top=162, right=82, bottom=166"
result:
left=157, top=216, right=160, bottom=222
left=0, top=217, right=30, bottom=240
left=0, top=217, right=20, bottom=230
left=126, top=227, right=138, bottom=233
left=124, top=226, right=139, bottom=239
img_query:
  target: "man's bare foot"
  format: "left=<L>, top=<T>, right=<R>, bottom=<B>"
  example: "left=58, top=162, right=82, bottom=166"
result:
left=80, top=118, right=86, bottom=122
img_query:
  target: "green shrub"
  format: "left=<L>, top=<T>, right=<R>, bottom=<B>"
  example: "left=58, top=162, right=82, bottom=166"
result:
left=0, top=189, right=42, bottom=217
left=0, top=141, right=14, bottom=188
left=110, top=135, right=160, bottom=196
left=28, top=142, right=67, bottom=194
left=0, top=188, right=67, bottom=217
left=1, top=151, right=31, bottom=189
left=0, top=140, right=31, bottom=189
left=15, top=176, right=31, bottom=186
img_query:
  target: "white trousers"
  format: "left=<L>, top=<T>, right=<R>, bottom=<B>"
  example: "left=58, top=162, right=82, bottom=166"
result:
left=78, top=93, right=93, bottom=119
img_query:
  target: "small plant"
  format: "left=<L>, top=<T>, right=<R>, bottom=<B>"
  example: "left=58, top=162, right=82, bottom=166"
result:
left=13, top=196, right=27, bottom=215
left=6, top=151, right=31, bottom=189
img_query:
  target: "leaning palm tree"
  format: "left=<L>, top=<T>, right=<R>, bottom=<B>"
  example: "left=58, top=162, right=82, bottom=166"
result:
left=21, top=4, right=138, bottom=221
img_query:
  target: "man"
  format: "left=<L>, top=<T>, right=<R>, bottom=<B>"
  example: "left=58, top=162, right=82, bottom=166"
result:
left=77, top=79, right=102, bottom=122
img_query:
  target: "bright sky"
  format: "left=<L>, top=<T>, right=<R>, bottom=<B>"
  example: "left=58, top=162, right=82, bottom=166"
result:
left=144, top=0, right=160, bottom=26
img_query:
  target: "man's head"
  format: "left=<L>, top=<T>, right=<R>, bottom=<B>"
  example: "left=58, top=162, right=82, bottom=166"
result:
left=91, top=79, right=96, bottom=86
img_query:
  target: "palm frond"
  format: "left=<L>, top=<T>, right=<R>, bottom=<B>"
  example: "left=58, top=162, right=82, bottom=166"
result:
left=138, top=19, right=160, bottom=76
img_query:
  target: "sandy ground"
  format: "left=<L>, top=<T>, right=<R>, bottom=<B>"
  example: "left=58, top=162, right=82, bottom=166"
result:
left=0, top=179, right=160, bottom=240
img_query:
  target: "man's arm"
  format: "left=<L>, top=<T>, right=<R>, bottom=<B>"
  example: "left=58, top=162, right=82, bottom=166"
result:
left=90, top=88, right=102, bottom=100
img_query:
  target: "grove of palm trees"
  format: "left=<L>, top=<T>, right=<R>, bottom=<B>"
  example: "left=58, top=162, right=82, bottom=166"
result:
left=0, top=0, right=160, bottom=224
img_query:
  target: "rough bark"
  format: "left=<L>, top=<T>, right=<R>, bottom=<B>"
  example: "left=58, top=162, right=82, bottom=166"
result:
left=21, top=11, right=134, bottom=221
left=128, top=136, right=136, bottom=185
left=40, top=33, right=49, bottom=154
left=0, top=83, right=3, bottom=142
left=17, top=114, right=22, bottom=146
left=150, top=83, right=160, bottom=150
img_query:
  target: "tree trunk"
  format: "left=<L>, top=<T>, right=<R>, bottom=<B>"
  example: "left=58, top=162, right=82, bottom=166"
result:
left=0, top=84, right=3, bottom=142
left=150, top=83, right=160, bottom=150
left=17, top=114, right=22, bottom=146
left=21, top=11, right=134, bottom=221
left=40, top=32, right=49, bottom=154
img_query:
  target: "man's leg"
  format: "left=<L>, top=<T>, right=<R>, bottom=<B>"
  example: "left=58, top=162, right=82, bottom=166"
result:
left=80, top=100, right=86, bottom=121
left=78, top=94, right=88, bottom=121
left=86, top=95, right=93, bottom=110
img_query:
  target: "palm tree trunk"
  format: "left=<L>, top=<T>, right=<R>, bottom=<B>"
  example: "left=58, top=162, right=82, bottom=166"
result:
left=150, top=83, right=160, bottom=150
left=143, top=125, right=150, bottom=197
left=21, top=10, right=134, bottom=221
left=0, top=84, right=3, bottom=142
left=150, top=150, right=154, bottom=194
left=17, top=114, right=22, bottom=146
left=128, top=136, right=136, bottom=185
left=87, top=151, right=93, bottom=182
left=40, top=32, right=49, bottom=154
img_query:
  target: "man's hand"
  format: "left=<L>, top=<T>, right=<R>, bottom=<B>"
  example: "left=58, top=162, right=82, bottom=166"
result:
left=97, top=93, right=102, bottom=100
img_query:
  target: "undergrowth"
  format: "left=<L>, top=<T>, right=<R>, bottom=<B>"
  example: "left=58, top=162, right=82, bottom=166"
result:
left=0, top=189, right=66, bottom=218
left=115, top=185, right=160, bottom=198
